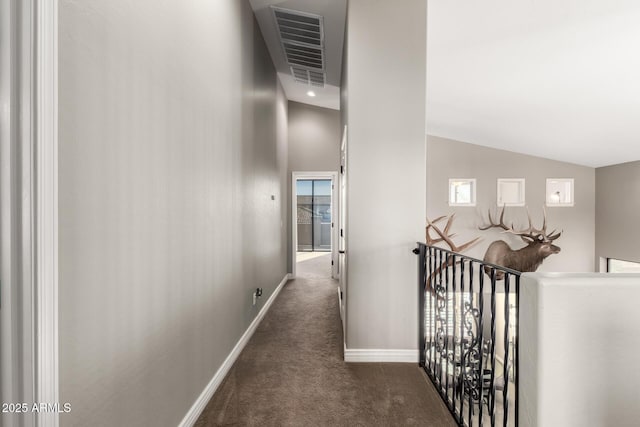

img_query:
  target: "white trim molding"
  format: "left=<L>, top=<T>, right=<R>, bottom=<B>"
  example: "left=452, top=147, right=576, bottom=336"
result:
left=35, top=1, right=59, bottom=426
left=344, top=348, right=419, bottom=363
left=178, top=274, right=290, bottom=427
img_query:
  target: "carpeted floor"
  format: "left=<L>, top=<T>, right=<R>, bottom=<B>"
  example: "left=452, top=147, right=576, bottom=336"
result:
left=195, top=253, right=455, bottom=426
left=295, top=251, right=332, bottom=278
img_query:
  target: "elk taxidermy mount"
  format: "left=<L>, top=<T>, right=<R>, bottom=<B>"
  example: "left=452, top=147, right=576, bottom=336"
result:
left=425, top=214, right=481, bottom=292
left=479, top=206, right=562, bottom=278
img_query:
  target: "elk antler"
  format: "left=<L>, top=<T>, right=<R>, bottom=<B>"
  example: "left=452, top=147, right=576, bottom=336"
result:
left=426, top=214, right=481, bottom=253
left=425, top=214, right=481, bottom=297
left=531, top=206, right=562, bottom=241
left=480, top=205, right=562, bottom=242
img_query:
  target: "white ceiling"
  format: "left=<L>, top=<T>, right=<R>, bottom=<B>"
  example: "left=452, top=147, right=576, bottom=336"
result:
left=427, top=0, right=640, bottom=167
left=249, top=0, right=346, bottom=110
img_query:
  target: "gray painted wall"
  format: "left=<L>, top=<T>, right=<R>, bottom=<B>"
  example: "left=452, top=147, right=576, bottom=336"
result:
left=0, top=0, right=35, bottom=422
left=596, top=161, right=640, bottom=267
left=287, top=101, right=340, bottom=272
left=58, top=1, right=288, bottom=425
left=288, top=101, right=341, bottom=172
left=342, top=0, right=427, bottom=350
left=427, top=135, right=596, bottom=273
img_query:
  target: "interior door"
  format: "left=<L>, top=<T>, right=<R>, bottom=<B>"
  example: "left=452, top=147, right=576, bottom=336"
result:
left=338, top=126, right=347, bottom=325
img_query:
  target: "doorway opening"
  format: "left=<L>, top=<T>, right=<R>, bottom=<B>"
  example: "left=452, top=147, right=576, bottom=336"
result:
left=291, top=172, right=338, bottom=279
left=297, top=179, right=332, bottom=252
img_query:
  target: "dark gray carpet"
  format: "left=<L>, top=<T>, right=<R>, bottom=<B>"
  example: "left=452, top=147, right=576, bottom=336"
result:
left=195, top=255, right=455, bottom=426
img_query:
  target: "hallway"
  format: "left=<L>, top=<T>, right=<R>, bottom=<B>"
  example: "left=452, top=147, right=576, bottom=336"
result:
left=195, top=254, right=455, bottom=426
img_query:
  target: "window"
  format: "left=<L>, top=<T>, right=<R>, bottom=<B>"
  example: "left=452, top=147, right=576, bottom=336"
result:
left=546, top=178, right=574, bottom=207
left=497, top=178, right=525, bottom=206
left=607, top=258, right=640, bottom=273
left=449, top=179, right=476, bottom=206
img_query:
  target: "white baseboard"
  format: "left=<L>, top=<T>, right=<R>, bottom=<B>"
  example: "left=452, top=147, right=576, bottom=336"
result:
left=178, top=274, right=290, bottom=427
left=344, top=348, right=419, bottom=363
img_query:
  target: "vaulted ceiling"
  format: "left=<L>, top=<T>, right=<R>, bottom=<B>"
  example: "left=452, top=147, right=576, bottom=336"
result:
left=251, top=0, right=640, bottom=167
left=427, top=0, right=640, bottom=167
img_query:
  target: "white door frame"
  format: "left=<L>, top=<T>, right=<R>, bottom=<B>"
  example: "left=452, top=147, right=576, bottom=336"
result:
left=291, top=171, right=339, bottom=279
left=0, top=1, right=59, bottom=426
left=338, top=126, right=348, bottom=332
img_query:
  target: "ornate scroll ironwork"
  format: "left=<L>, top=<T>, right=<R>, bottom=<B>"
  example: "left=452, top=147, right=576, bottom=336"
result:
left=417, top=243, right=521, bottom=427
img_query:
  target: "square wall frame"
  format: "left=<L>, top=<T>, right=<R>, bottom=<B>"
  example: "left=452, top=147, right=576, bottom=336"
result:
left=448, top=178, right=476, bottom=207
left=546, top=178, right=574, bottom=207
left=497, top=178, right=525, bottom=206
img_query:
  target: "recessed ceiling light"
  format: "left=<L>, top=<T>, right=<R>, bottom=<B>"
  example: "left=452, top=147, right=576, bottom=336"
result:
left=307, top=91, right=316, bottom=97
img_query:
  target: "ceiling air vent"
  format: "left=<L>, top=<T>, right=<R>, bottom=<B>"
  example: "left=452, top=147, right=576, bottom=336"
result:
left=291, top=66, right=309, bottom=83
left=308, top=70, right=325, bottom=87
left=291, top=66, right=326, bottom=87
left=273, top=6, right=325, bottom=88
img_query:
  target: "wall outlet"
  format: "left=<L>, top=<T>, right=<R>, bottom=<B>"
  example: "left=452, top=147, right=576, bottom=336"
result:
left=252, top=288, right=263, bottom=306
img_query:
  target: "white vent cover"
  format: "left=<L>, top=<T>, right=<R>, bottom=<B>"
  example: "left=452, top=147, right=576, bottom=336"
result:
left=291, top=66, right=325, bottom=87
left=273, top=7, right=325, bottom=88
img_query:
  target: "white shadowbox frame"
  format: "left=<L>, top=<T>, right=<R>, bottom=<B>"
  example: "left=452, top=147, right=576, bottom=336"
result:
left=497, top=178, right=525, bottom=206
left=546, top=178, right=574, bottom=207
left=449, top=178, right=477, bottom=207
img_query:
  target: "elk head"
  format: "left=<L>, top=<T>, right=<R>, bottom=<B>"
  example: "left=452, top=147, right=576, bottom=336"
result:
left=479, top=206, right=562, bottom=275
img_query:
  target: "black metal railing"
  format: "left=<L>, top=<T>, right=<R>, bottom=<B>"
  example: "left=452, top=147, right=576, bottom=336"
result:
left=414, top=243, right=520, bottom=427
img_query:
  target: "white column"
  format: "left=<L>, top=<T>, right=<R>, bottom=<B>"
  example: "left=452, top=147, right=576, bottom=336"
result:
left=343, top=0, right=427, bottom=355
